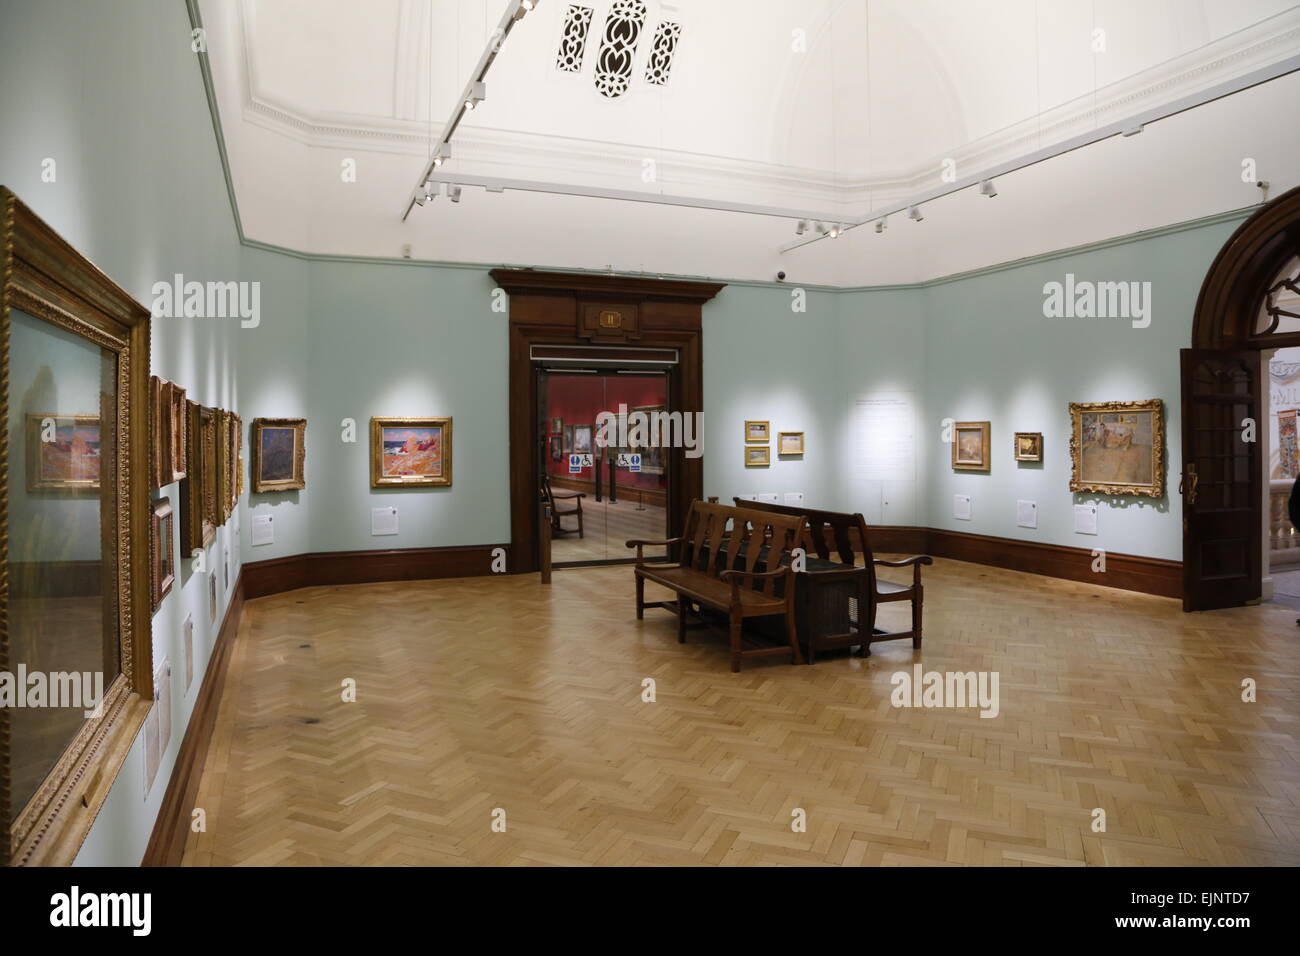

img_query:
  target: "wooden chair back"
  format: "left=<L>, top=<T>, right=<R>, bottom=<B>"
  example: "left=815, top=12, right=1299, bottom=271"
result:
left=736, top=498, right=879, bottom=591
left=680, top=500, right=806, bottom=598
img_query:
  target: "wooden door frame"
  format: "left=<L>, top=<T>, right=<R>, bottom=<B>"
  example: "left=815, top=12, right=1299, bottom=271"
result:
left=491, top=269, right=724, bottom=574
left=1187, top=185, right=1300, bottom=607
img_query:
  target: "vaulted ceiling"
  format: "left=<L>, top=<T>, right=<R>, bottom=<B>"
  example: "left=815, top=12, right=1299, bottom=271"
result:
left=201, top=0, right=1300, bottom=284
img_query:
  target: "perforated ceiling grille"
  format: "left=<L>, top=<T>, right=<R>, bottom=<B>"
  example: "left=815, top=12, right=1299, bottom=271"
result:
left=593, top=0, right=647, bottom=98
left=643, top=20, right=681, bottom=86
left=555, top=4, right=594, bottom=73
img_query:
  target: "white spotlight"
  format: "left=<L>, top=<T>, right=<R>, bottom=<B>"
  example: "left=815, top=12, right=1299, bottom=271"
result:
left=795, top=219, right=808, bottom=236
left=875, top=217, right=886, bottom=234
left=828, top=223, right=842, bottom=239
left=980, top=179, right=997, bottom=198
left=432, top=144, right=452, bottom=167
left=465, top=81, right=486, bottom=111
left=908, top=205, right=924, bottom=222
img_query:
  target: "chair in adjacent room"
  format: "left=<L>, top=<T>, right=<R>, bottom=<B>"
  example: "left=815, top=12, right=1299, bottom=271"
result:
left=541, top=474, right=585, bottom=538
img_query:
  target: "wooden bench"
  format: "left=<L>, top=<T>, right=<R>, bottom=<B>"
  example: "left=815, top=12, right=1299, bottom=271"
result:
left=627, top=500, right=807, bottom=672
left=739, top=498, right=932, bottom=658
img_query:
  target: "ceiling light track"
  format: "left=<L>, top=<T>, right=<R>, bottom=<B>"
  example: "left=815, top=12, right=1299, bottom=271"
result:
left=401, top=0, right=539, bottom=221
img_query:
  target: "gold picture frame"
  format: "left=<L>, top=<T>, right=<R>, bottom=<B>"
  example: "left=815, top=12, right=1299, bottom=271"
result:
left=151, top=497, right=175, bottom=611
left=1068, top=399, right=1165, bottom=498
left=1014, top=432, right=1043, bottom=462
left=745, top=445, right=771, bottom=467
left=251, top=417, right=306, bottom=492
left=952, top=421, right=991, bottom=471
left=181, top=401, right=218, bottom=551
left=167, top=381, right=187, bottom=482
left=371, top=417, right=452, bottom=487
left=744, top=420, right=769, bottom=443
left=24, top=413, right=102, bottom=492
left=777, top=431, right=804, bottom=455
left=216, top=409, right=233, bottom=524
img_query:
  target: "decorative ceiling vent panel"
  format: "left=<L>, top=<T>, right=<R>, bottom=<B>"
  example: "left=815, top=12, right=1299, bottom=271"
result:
left=643, top=20, right=681, bottom=86
left=555, top=4, right=594, bottom=74
left=593, top=0, right=648, bottom=99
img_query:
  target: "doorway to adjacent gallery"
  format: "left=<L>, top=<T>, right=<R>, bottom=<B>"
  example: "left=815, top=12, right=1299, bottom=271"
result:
left=539, top=368, right=671, bottom=566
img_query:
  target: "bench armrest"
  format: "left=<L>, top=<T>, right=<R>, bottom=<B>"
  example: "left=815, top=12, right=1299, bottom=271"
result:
left=874, top=554, right=933, bottom=587
left=720, top=564, right=793, bottom=602
left=626, top=536, right=684, bottom=564
left=550, top=491, right=585, bottom=500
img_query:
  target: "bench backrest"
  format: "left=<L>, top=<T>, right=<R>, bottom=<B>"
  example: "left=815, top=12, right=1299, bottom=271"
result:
left=734, top=498, right=878, bottom=590
left=680, top=500, right=806, bottom=597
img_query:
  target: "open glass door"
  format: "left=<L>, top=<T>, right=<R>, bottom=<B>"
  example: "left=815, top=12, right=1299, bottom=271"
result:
left=539, top=367, right=671, bottom=566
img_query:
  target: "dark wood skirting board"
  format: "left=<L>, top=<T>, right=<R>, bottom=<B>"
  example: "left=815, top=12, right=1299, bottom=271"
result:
left=869, top=526, right=1181, bottom=599
left=142, top=569, right=245, bottom=867
left=241, top=544, right=513, bottom=599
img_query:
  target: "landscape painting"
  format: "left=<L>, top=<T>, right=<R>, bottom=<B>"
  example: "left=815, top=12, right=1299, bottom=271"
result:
left=951, top=421, right=990, bottom=471
left=1069, top=400, right=1164, bottom=497
left=26, top=414, right=101, bottom=491
left=251, top=418, right=305, bottom=492
left=371, top=417, right=452, bottom=487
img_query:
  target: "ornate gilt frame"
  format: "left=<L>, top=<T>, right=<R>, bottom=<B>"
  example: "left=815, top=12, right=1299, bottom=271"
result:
left=1068, top=399, right=1166, bottom=498
left=167, top=380, right=187, bottom=483
left=1, top=186, right=153, bottom=866
left=180, top=401, right=217, bottom=552
left=250, top=417, right=305, bottom=492
left=151, top=496, right=175, bottom=611
left=370, top=416, right=452, bottom=487
left=952, top=421, right=991, bottom=471
left=1014, top=431, right=1043, bottom=462
left=217, top=409, right=233, bottom=523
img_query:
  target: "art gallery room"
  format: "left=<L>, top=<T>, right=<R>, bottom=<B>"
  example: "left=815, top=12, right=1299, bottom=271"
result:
left=1, top=0, right=1299, bottom=910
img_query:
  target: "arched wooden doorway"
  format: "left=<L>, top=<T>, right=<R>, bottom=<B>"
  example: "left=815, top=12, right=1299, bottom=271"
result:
left=1184, top=185, right=1300, bottom=610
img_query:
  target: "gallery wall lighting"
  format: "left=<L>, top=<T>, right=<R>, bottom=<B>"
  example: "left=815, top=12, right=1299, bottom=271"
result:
left=815, top=221, right=828, bottom=235
left=448, top=185, right=463, bottom=203
left=795, top=219, right=808, bottom=235
left=875, top=217, right=887, bottom=233
left=432, top=145, right=451, bottom=167
left=827, top=223, right=842, bottom=238
left=465, top=81, right=486, bottom=111
left=980, top=179, right=998, bottom=198
left=908, top=205, right=924, bottom=222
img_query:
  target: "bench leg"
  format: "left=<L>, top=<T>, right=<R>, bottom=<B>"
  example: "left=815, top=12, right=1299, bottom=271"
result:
left=677, top=598, right=688, bottom=643
left=786, top=601, right=805, bottom=666
left=635, top=574, right=645, bottom=620
left=729, top=610, right=743, bottom=673
left=912, top=587, right=923, bottom=649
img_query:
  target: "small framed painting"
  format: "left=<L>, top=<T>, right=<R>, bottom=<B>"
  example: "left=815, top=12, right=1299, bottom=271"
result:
left=572, top=424, right=593, bottom=455
left=151, top=497, right=175, bottom=612
left=371, top=417, right=452, bottom=487
left=168, top=381, right=187, bottom=482
left=550, top=417, right=563, bottom=434
left=778, top=431, right=804, bottom=455
left=745, top=445, right=771, bottom=467
left=1069, top=399, right=1165, bottom=497
left=26, top=413, right=101, bottom=492
left=563, top=424, right=574, bottom=453
left=744, top=420, right=769, bottom=443
left=1014, top=432, right=1043, bottom=462
left=952, top=421, right=991, bottom=471
left=550, top=436, right=563, bottom=460
left=252, top=418, right=306, bottom=492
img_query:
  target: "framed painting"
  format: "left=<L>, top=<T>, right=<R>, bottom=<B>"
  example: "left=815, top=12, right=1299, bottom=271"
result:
left=25, top=414, right=101, bottom=492
left=151, top=497, right=175, bottom=612
left=550, top=436, right=563, bottom=460
left=216, top=410, right=233, bottom=524
left=550, top=417, right=563, bottom=434
left=1069, top=399, right=1165, bottom=497
left=630, top=404, right=666, bottom=474
left=371, top=417, right=452, bottom=487
left=563, top=424, right=574, bottom=453
left=167, top=381, right=187, bottom=482
left=952, top=421, right=991, bottom=471
left=251, top=418, right=305, bottom=493
left=228, top=412, right=241, bottom=513
left=745, top=420, right=769, bottom=443
left=745, top=445, right=771, bottom=467
left=150, top=376, right=171, bottom=488
left=1014, top=431, right=1043, bottom=462
left=572, top=424, right=593, bottom=455
left=778, top=431, right=804, bottom=455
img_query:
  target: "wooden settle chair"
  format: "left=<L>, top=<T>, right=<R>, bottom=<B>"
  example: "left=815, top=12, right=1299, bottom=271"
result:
left=541, top=474, right=585, bottom=538
left=627, top=500, right=808, bottom=672
left=740, top=499, right=932, bottom=658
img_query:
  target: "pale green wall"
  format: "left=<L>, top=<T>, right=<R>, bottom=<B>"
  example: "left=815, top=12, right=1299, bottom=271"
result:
left=1, top=0, right=244, bottom=866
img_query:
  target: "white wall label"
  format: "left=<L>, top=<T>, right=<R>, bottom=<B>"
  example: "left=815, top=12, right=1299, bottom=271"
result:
left=953, top=494, right=972, bottom=520
left=1016, top=499, right=1037, bottom=529
left=784, top=492, right=804, bottom=506
left=372, top=506, right=399, bottom=536
left=737, top=493, right=757, bottom=502
left=252, top=514, right=274, bottom=547
left=757, top=493, right=779, bottom=504
left=1074, top=503, right=1098, bottom=535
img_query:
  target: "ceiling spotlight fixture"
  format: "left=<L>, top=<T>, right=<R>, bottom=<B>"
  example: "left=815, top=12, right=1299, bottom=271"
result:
left=875, top=217, right=887, bottom=234
left=519, top=0, right=538, bottom=11
left=795, top=219, right=808, bottom=236
left=448, top=185, right=462, bottom=204
left=908, top=205, right=924, bottom=222
left=815, top=221, right=828, bottom=235
left=432, top=144, right=452, bottom=168
left=465, top=81, right=486, bottom=111
left=828, top=223, right=842, bottom=239
left=980, top=179, right=997, bottom=198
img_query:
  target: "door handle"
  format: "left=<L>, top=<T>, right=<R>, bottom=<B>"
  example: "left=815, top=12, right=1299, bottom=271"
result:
left=1179, top=463, right=1198, bottom=505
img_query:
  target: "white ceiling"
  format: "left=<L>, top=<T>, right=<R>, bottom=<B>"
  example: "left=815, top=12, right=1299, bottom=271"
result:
left=201, top=0, right=1300, bottom=284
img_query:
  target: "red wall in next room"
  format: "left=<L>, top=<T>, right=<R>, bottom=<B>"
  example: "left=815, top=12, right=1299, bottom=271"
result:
left=544, top=373, right=667, bottom=492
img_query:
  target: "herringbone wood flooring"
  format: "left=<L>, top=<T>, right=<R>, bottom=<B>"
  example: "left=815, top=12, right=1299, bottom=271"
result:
left=182, top=559, right=1300, bottom=866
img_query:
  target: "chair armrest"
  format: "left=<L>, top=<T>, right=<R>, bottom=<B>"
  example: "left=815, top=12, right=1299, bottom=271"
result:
left=873, top=555, right=933, bottom=568
left=626, top=536, right=684, bottom=565
left=550, top=491, right=585, bottom=500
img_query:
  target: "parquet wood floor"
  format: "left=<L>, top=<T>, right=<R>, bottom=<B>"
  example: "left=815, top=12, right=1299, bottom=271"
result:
left=550, top=498, right=667, bottom=564
left=182, top=558, right=1300, bottom=866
